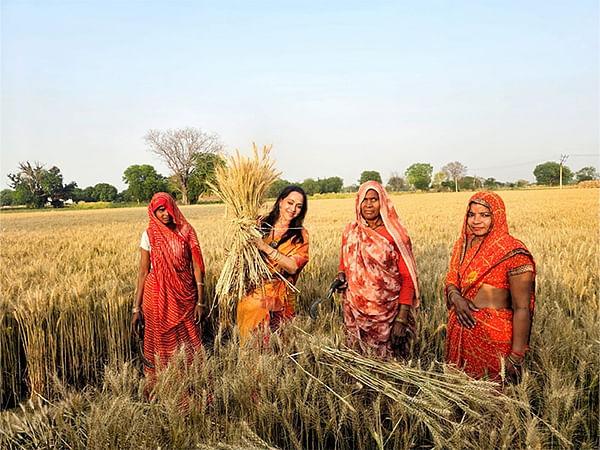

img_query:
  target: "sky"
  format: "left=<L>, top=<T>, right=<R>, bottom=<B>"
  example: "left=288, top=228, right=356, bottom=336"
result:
left=1, top=0, right=598, bottom=190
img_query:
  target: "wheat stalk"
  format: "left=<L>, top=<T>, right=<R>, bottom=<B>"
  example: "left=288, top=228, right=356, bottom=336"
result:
left=208, top=143, right=281, bottom=327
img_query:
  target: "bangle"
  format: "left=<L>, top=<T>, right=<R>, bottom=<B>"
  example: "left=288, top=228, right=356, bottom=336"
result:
left=399, top=304, right=411, bottom=311
left=395, top=317, right=408, bottom=325
left=507, top=355, right=522, bottom=367
left=197, top=281, right=204, bottom=286
left=132, top=306, right=141, bottom=314
left=196, top=303, right=206, bottom=307
left=510, top=350, right=526, bottom=358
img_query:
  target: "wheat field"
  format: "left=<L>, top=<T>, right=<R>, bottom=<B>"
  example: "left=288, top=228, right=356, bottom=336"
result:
left=1, top=189, right=598, bottom=449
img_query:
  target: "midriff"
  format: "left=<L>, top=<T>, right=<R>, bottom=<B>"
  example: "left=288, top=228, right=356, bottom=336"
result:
left=471, top=283, right=511, bottom=310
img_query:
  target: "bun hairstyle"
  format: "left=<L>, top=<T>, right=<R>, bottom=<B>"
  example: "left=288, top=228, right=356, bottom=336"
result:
left=261, top=185, right=307, bottom=245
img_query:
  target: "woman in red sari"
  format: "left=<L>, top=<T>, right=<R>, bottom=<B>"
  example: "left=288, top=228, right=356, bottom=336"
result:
left=336, top=181, right=419, bottom=359
left=131, top=192, right=205, bottom=379
left=445, top=191, right=535, bottom=383
left=237, top=186, right=309, bottom=342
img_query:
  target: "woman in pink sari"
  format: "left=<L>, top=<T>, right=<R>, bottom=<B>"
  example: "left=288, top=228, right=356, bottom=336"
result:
left=335, top=181, right=419, bottom=359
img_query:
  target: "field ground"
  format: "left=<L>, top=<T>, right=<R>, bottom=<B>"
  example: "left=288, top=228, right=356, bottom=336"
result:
left=1, top=189, right=598, bottom=448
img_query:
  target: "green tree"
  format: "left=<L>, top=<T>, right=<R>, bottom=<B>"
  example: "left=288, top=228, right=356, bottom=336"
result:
left=188, top=153, right=226, bottom=202
left=93, top=183, right=118, bottom=202
left=318, top=176, right=343, bottom=193
left=301, top=178, right=319, bottom=196
left=534, top=161, right=573, bottom=186
left=7, top=161, right=47, bottom=208
left=576, top=166, right=599, bottom=183
left=268, top=179, right=292, bottom=198
left=123, top=164, right=168, bottom=203
left=431, top=171, right=447, bottom=191
left=0, top=189, right=14, bottom=206
left=40, top=166, right=77, bottom=207
left=359, top=170, right=382, bottom=185
left=405, top=163, right=433, bottom=190
left=442, top=161, right=467, bottom=192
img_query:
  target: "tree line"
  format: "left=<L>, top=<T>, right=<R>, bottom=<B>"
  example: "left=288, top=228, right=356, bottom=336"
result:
left=2, top=127, right=598, bottom=208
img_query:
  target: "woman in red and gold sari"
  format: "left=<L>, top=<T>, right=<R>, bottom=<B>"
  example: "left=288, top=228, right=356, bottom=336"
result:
left=445, top=191, right=535, bottom=383
left=131, top=192, right=205, bottom=380
left=237, top=186, right=309, bottom=342
left=336, top=181, right=419, bottom=359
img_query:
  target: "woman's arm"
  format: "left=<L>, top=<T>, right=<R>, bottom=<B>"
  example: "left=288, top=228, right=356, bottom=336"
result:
left=192, top=257, right=205, bottom=324
left=506, top=271, right=534, bottom=381
left=131, top=249, right=150, bottom=336
left=254, top=237, right=300, bottom=274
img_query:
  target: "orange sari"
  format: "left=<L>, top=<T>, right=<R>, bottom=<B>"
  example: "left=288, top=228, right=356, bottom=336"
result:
left=237, top=229, right=309, bottom=341
left=445, top=191, right=535, bottom=380
left=341, top=182, right=419, bottom=359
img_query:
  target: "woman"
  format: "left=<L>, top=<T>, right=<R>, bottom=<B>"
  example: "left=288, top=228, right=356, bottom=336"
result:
left=131, top=192, right=205, bottom=378
left=445, top=191, right=535, bottom=383
left=336, top=181, right=419, bottom=359
left=237, top=186, right=309, bottom=341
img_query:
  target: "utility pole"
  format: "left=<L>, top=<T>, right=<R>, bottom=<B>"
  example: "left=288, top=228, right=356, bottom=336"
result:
left=559, top=154, right=569, bottom=189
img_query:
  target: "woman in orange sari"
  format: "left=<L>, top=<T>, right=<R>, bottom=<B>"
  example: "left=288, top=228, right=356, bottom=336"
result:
left=237, top=186, right=309, bottom=341
left=336, top=181, right=419, bottom=359
left=445, top=191, right=535, bottom=383
left=131, top=192, right=205, bottom=379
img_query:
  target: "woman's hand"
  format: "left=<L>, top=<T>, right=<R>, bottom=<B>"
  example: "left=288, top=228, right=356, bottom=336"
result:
left=194, top=303, right=205, bottom=325
left=131, top=311, right=143, bottom=337
left=505, top=358, right=522, bottom=384
left=335, top=271, right=348, bottom=291
left=253, top=236, right=271, bottom=254
left=449, top=291, right=478, bottom=329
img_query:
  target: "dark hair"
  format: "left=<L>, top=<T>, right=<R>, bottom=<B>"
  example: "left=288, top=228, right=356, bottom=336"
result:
left=261, top=185, right=307, bottom=245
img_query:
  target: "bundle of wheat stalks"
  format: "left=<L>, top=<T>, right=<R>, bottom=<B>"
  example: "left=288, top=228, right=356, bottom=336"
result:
left=292, top=328, right=571, bottom=448
left=208, top=143, right=281, bottom=327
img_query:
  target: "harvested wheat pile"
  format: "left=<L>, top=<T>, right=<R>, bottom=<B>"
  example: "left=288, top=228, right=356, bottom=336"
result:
left=577, top=180, right=600, bottom=188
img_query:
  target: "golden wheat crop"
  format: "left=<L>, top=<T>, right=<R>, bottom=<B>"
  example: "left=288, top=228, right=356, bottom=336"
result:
left=0, top=188, right=598, bottom=448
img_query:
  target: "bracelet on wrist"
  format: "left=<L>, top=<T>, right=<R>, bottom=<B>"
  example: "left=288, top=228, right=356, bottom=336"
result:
left=132, top=306, right=141, bottom=314
left=395, top=316, right=408, bottom=325
left=507, top=355, right=522, bottom=367
left=510, top=349, right=526, bottom=359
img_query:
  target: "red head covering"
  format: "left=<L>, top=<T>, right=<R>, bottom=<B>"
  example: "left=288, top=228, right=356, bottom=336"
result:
left=355, top=181, right=419, bottom=302
left=446, top=191, right=535, bottom=314
left=147, top=192, right=204, bottom=274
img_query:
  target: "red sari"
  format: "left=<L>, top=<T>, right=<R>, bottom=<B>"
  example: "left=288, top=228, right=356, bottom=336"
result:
left=445, top=191, right=535, bottom=381
left=142, top=193, right=204, bottom=378
left=341, top=181, right=419, bottom=359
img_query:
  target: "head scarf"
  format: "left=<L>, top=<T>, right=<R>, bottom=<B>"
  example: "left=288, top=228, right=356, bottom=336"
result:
left=355, top=181, right=419, bottom=301
left=446, top=191, right=535, bottom=314
left=147, top=192, right=204, bottom=273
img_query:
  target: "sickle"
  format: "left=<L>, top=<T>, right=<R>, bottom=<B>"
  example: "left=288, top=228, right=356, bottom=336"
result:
left=135, top=320, right=155, bottom=369
left=309, top=278, right=344, bottom=320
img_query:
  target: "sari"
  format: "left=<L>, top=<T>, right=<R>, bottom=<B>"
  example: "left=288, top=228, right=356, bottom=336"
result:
left=237, top=229, right=309, bottom=341
left=341, top=181, right=419, bottom=359
left=445, top=191, right=535, bottom=381
left=142, top=192, right=204, bottom=378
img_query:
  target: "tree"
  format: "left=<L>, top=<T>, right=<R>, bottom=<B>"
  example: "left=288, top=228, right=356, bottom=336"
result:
left=40, top=166, right=77, bottom=207
left=188, top=153, right=226, bottom=202
left=318, top=176, right=343, bottom=193
left=386, top=172, right=405, bottom=192
left=442, top=161, right=467, bottom=192
left=1, top=189, right=14, bottom=206
left=458, top=176, right=483, bottom=191
left=144, top=127, right=223, bottom=204
left=534, top=161, right=573, bottom=186
left=93, top=183, right=118, bottom=202
left=301, top=178, right=319, bottom=196
left=405, top=163, right=433, bottom=191
left=268, top=179, right=292, bottom=198
left=431, top=171, right=447, bottom=191
left=7, top=161, right=46, bottom=208
left=515, top=179, right=529, bottom=188
left=576, top=166, right=599, bottom=183
left=359, top=170, right=382, bottom=185
left=123, top=164, right=168, bottom=203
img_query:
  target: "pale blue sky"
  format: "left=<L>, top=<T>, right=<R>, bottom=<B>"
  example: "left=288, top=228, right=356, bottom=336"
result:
left=2, top=0, right=598, bottom=190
